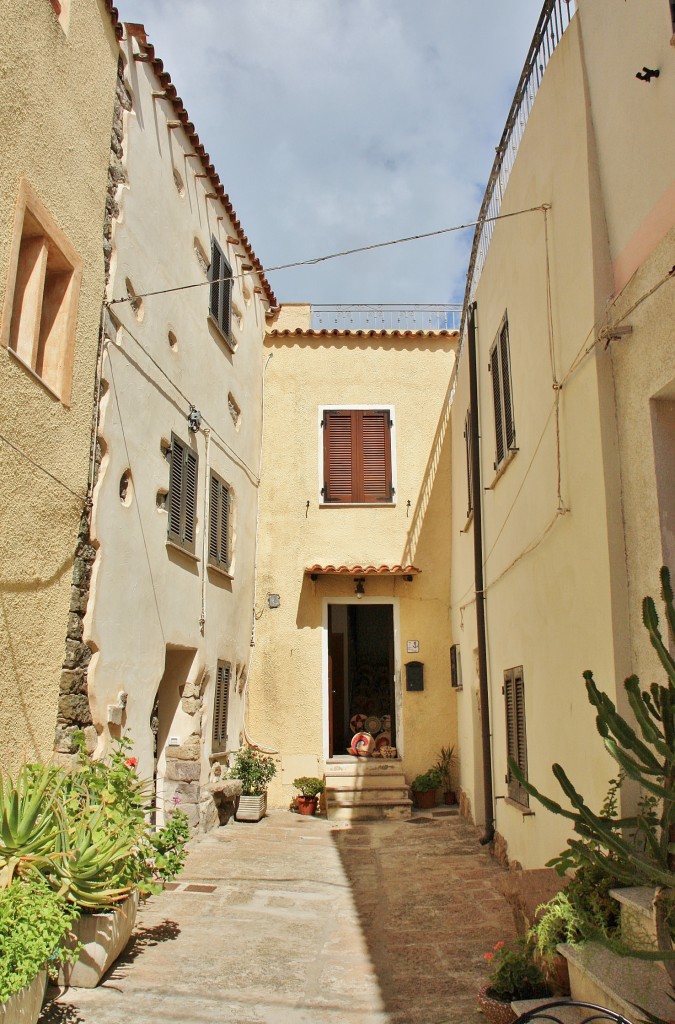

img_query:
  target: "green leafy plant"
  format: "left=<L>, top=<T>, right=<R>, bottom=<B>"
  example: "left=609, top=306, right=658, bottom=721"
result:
left=293, top=777, right=325, bottom=799
left=532, top=863, right=621, bottom=960
left=411, top=768, right=442, bottom=793
left=0, top=874, right=79, bottom=1002
left=230, top=747, right=277, bottom=796
left=510, top=566, right=675, bottom=980
left=435, top=745, right=456, bottom=792
left=148, top=809, right=190, bottom=881
left=483, top=938, right=549, bottom=1000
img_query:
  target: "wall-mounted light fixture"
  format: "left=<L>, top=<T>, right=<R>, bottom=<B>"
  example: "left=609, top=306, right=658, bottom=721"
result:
left=188, top=406, right=202, bottom=432
left=354, top=577, right=365, bottom=599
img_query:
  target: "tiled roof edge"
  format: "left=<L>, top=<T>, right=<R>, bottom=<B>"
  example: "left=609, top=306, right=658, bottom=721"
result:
left=104, top=2, right=123, bottom=39
left=127, top=29, right=277, bottom=307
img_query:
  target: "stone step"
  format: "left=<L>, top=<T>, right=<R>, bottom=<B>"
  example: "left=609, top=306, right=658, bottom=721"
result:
left=326, top=800, right=412, bottom=822
left=327, top=789, right=410, bottom=806
left=610, top=886, right=658, bottom=949
left=559, top=941, right=674, bottom=1019
left=324, top=761, right=403, bottom=777
left=325, top=774, right=407, bottom=791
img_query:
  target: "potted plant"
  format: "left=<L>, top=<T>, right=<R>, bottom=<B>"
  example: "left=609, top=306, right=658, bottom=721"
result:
left=292, top=777, right=325, bottom=816
left=477, top=938, right=549, bottom=1024
left=231, top=747, right=277, bottom=822
left=410, top=767, right=442, bottom=809
left=435, top=744, right=457, bottom=804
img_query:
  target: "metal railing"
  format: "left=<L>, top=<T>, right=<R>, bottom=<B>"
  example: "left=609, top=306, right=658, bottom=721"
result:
left=310, top=304, right=462, bottom=332
left=459, top=0, right=577, bottom=338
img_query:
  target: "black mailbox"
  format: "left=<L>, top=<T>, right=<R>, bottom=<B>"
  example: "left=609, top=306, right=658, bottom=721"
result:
left=405, top=661, right=424, bottom=691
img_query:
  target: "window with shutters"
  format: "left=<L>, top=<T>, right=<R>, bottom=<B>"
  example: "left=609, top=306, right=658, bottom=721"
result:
left=504, top=666, right=529, bottom=807
left=320, top=407, right=394, bottom=504
left=212, top=661, right=231, bottom=751
left=464, top=407, right=473, bottom=518
left=489, top=314, right=516, bottom=471
left=0, top=179, right=82, bottom=404
left=209, top=237, right=233, bottom=345
left=208, top=471, right=232, bottom=573
left=167, top=432, right=198, bottom=555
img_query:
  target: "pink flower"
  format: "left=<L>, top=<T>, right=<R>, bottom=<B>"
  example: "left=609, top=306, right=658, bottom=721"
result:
left=125, top=757, right=138, bottom=768
left=484, top=952, right=494, bottom=961
left=171, top=795, right=182, bottom=805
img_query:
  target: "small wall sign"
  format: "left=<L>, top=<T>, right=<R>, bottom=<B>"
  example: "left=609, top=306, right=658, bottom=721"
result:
left=406, top=640, right=419, bottom=654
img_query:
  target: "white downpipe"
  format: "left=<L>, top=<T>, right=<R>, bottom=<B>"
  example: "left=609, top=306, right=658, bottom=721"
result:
left=242, top=352, right=277, bottom=753
left=200, top=428, right=211, bottom=634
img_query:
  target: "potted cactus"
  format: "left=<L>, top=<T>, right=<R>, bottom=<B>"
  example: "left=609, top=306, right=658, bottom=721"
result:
left=292, top=777, right=325, bottom=816
left=231, top=747, right=277, bottom=822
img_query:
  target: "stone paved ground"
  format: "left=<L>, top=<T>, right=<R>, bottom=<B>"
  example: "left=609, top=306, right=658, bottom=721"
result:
left=41, top=809, right=516, bottom=1024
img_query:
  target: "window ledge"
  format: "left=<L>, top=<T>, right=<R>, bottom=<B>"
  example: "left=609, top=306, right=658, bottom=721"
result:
left=208, top=313, right=237, bottom=352
left=460, top=510, right=474, bottom=533
left=207, top=561, right=233, bottom=580
left=319, top=502, right=396, bottom=509
left=8, top=347, right=63, bottom=403
left=166, top=538, right=199, bottom=563
left=486, top=447, right=518, bottom=490
left=503, top=796, right=535, bottom=817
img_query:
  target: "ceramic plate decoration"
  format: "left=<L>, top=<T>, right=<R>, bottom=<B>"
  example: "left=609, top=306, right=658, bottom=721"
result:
left=364, top=715, right=381, bottom=735
left=351, top=731, right=375, bottom=757
left=350, top=714, right=366, bottom=734
left=381, top=715, right=391, bottom=732
left=374, top=732, right=391, bottom=752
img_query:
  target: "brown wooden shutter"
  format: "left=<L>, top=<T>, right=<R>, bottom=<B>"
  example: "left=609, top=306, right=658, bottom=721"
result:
left=209, top=472, right=220, bottom=563
left=168, top=433, right=184, bottom=544
left=183, top=448, right=198, bottom=551
left=490, top=339, right=505, bottom=468
left=464, top=407, right=473, bottom=517
left=504, top=666, right=528, bottom=806
left=212, top=661, right=231, bottom=747
left=323, top=411, right=354, bottom=502
left=359, top=410, right=392, bottom=502
left=499, top=319, right=516, bottom=451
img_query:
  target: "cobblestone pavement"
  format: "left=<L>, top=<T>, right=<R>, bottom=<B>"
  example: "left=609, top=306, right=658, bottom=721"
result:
left=41, top=809, right=516, bottom=1024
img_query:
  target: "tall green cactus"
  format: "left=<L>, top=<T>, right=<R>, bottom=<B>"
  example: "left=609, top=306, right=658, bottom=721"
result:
left=510, top=567, right=675, bottom=978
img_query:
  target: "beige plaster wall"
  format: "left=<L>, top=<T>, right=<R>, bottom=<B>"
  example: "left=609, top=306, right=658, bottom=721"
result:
left=450, top=17, right=634, bottom=868
left=577, top=0, right=675, bottom=291
left=0, top=0, right=118, bottom=772
left=85, top=34, right=269, bottom=823
left=249, top=319, right=458, bottom=808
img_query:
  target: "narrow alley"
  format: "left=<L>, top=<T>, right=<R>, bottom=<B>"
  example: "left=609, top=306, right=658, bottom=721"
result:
left=42, top=811, right=515, bottom=1024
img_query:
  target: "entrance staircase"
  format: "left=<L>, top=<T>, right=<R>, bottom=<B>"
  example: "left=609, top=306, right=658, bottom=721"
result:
left=324, top=760, right=412, bottom=821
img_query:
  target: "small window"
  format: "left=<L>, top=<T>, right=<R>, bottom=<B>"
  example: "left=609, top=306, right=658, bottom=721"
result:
left=322, top=408, right=393, bottom=503
left=167, top=432, right=198, bottom=554
left=208, top=471, right=232, bottom=571
left=1, top=180, right=82, bottom=403
left=209, top=238, right=233, bottom=344
left=489, top=314, right=516, bottom=470
left=212, top=661, right=231, bottom=750
left=504, top=666, right=528, bottom=806
left=464, top=407, right=473, bottom=518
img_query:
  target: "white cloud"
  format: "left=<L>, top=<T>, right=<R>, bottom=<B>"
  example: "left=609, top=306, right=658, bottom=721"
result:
left=114, top=0, right=544, bottom=304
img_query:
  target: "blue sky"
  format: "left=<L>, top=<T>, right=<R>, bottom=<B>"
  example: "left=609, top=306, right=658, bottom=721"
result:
left=113, top=1, right=544, bottom=306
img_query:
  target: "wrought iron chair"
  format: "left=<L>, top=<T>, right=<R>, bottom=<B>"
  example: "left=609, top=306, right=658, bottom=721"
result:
left=513, top=999, right=634, bottom=1024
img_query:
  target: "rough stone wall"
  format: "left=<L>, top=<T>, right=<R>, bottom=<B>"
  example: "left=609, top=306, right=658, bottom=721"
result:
left=54, top=58, right=131, bottom=757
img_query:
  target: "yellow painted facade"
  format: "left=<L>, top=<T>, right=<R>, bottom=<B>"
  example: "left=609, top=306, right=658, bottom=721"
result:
left=249, top=307, right=458, bottom=807
left=0, top=1, right=119, bottom=772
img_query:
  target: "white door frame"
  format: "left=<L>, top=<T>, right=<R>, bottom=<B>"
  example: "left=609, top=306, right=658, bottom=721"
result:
left=322, top=596, right=403, bottom=761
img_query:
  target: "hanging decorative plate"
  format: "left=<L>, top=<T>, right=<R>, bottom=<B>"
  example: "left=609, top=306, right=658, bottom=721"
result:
left=350, top=714, right=366, bottom=734
left=351, top=732, right=375, bottom=757
left=380, top=715, right=391, bottom=732
left=374, top=732, right=391, bottom=752
left=364, top=715, right=381, bottom=735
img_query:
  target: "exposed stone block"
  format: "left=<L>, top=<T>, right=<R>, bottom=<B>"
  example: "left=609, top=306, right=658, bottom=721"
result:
left=70, top=586, right=88, bottom=614
left=63, top=639, right=92, bottom=669
left=182, top=803, right=200, bottom=828
left=66, top=612, right=84, bottom=641
left=181, top=697, right=201, bottom=716
left=54, top=725, right=80, bottom=753
left=71, top=558, right=92, bottom=587
left=59, top=668, right=87, bottom=695
left=164, top=759, right=200, bottom=782
left=199, top=795, right=220, bottom=833
left=58, top=693, right=93, bottom=726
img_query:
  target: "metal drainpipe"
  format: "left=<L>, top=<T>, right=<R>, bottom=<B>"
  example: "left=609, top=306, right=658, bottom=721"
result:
left=467, top=301, right=495, bottom=846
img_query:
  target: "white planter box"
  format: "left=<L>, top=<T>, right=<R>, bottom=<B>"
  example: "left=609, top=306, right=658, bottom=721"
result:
left=235, top=793, right=267, bottom=822
left=0, top=970, right=46, bottom=1024
left=58, top=891, right=138, bottom=989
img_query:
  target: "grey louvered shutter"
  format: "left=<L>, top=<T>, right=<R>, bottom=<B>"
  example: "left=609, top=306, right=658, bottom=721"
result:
left=168, top=434, right=184, bottom=544
left=212, top=662, right=231, bottom=747
left=209, top=473, right=220, bottom=563
left=183, top=448, right=198, bottom=552
left=464, top=408, right=473, bottom=517
left=220, top=483, right=231, bottom=570
left=505, top=667, right=529, bottom=806
left=210, top=239, right=222, bottom=326
left=209, top=238, right=232, bottom=341
left=490, top=339, right=505, bottom=469
left=499, top=319, right=516, bottom=451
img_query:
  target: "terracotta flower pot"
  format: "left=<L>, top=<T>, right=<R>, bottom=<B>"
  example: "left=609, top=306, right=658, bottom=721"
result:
left=413, top=788, right=437, bottom=809
left=443, top=790, right=457, bottom=805
left=476, top=984, right=516, bottom=1024
left=296, top=796, right=318, bottom=816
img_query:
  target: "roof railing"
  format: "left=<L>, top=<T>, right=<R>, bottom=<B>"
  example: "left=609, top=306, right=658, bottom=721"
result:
left=310, top=304, right=462, bottom=332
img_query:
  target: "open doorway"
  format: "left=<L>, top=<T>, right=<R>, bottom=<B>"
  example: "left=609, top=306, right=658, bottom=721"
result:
left=153, top=646, right=197, bottom=825
left=328, top=603, right=396, bottom=758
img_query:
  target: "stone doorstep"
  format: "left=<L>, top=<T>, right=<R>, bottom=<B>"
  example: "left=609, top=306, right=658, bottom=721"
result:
left=559, top=941, right=674, bottom=1019
left=327, top=802, right=412, bottom=821
left=324, top=761, right=404, bottom=777
left=325, top=775, right=407, bottom=791
left=327, top=791, right=410, bottom=806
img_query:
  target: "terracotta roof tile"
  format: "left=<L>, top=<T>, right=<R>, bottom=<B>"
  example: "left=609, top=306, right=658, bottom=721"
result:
left=306, top=564, right=421, bottom=576
left=105, top=2, right=123, bottom=39
left=126, top=26, right=276, bottom=307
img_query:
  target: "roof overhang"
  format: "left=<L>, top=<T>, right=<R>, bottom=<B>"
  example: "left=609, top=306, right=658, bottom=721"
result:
left=306, top=564, right=421, bottom=581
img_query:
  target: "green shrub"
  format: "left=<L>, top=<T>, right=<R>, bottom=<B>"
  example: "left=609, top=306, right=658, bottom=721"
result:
left=411, top=768, right=442, bottom=793
left=293, top=777, right=325, bottom=798
left=230, top=747, right=277, bottom=796
left=484, top=937, right=549, bottom=1001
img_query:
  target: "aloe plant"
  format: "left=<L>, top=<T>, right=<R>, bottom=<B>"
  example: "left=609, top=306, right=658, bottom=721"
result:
left=510, top=567, right=675, bottom=981
left=0, top=765, right=64, bottom=887
left=55, top=806, right=134, bottom=910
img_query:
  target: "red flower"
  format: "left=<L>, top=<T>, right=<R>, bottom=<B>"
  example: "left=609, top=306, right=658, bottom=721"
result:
left=493, top=940, right=505, bottom=950
left=483, top=952, right=494, bottom=961
left=125, top=757, right=138, bottom=768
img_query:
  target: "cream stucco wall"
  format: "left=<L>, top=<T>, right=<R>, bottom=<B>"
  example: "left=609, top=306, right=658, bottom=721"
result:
left=85, top=33, right=269, bottom=824
left=249, top=314, right=458, bottom=807
left=450, top=16, right=632, bottom=868
left=0, top=0, right=119, bottom=772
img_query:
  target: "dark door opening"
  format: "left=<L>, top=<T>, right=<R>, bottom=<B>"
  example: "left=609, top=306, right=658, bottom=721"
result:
left=328, top=603, right=395, bottom=758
